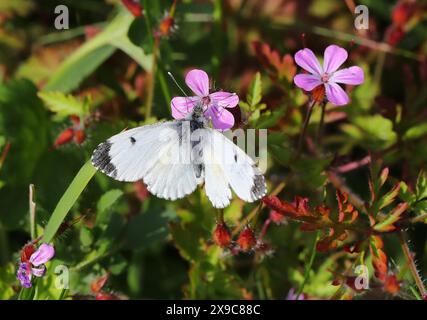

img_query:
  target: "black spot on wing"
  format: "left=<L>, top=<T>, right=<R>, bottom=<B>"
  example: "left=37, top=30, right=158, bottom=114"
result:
left=130, top=136, right=136, bottom=144
left=91, top=141, right=117, bottom=178
left=251, top=171, right=266, bottom=199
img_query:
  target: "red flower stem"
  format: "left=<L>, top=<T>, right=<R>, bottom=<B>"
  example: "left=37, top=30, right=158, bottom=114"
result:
left=297, top=100, right=316, bottom=157
left=259, top=218, right=271, bottom=240
left=398, top=232, right=427, bottom=299
left=334, top=155, right=371, bottom=173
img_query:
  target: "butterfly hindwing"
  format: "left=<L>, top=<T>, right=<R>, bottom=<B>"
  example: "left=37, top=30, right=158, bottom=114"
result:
left=201, top=128, right=267, bottom=208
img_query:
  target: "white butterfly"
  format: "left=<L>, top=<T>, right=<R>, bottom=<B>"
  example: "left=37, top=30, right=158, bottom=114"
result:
left=91, top=103, right=266, bottom=208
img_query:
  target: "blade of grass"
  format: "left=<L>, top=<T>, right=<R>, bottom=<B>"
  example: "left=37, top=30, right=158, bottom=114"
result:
left=43, top=161, right=96, bottom=243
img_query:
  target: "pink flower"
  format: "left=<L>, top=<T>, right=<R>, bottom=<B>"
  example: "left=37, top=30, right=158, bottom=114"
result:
left=171, top=69, right=239, bottom=131
left=16, top=243, right=55, bottom=288
left=293, top=45, right=364, bottom=106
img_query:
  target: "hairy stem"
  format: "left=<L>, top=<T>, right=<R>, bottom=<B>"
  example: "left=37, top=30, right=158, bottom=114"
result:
left=398, top=232, right=427, bottom=299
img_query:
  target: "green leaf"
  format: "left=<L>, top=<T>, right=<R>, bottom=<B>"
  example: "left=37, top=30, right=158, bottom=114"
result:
left=38, top=91, right=87, bottom=116
left=246, top=72, right=262, bottom=109
left=416, top=171, right=427, bottom=201
left=45, top=10, right=151, bottom=93
left=376, top=183, right=401, bottom=211
left=352, top=115, right=397, bottom=149
left=403, top=123, right=427, bottom=140
left=373, top=202, right=408, bottom=232
left=80, top=226, right=94, bottom=247
left=43, top=161, right=96, bottom=243
left=96, top=189, right=124, bottom=223
left=399, top=181, right=416, bottom=205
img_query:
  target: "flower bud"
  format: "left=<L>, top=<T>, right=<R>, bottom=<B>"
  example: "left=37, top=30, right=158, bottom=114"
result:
left=74, top=129, right=86, bottom=144
left=237, top=226, right=257, bottom=252
left=213, top=222, right=231, bottom=248
left=54, top=128, right=74, bottom=148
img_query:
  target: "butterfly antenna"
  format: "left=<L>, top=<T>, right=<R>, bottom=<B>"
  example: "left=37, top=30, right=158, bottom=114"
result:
left=167, top=72, right=188, bottom=97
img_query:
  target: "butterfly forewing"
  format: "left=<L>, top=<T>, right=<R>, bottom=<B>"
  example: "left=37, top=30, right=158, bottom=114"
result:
left=91, top=121, right=199, bottom=200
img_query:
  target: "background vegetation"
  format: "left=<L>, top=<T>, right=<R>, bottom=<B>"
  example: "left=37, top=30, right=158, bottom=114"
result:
left=0, top=0, right=426, bottom=300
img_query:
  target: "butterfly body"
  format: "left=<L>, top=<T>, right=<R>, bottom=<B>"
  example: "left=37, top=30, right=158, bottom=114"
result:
left=91, top=104, right=266, bottom=208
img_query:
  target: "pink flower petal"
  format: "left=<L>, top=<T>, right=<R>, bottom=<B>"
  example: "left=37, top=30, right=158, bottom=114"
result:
left=209, top=91, right=239, bottom=108
left=29, top=243, right=55, bottom=267
left=294, top=74, right=322, bottom=91
left=323, top=45, right=348, bottom=74
left=205, top=106, right=234, bottom=131
left=185, top=69, right=210, bottom=97
left=330, top=66, right=364, bottom=85
left=171, top=96, right=199, bottom=119
left=32, top=265, right=46, bottom=277
left=294, top=48, right=323, bottom=76
left=325, top=83, right=349, bottom=106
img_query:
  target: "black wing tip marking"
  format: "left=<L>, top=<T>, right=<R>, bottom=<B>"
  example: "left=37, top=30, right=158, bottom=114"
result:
left=251, top=172, right=267, bottom=200
left=91, top=141, right=117, bottom=179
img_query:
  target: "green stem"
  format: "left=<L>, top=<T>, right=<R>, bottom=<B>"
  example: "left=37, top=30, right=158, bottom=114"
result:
left=296, top=230, right=319, bottom=297
left=142, top=0, right=158, bottom=119
left=145, top=38, right=159, bottom=119
left=399, top=232, right=427, bottom=299
left=297, top=100, right=315, bottom=157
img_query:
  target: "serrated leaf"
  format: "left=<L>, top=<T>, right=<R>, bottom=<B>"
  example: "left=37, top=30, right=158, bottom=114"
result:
left=374, top=202, right=408, bottom=232
left=399, top=181, right=416, bottom=205
left=246, top=72, right=262, bottom=109
left=372, top=183, right=401, bottom=214
left=38, top=91, right=86, bottom=117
